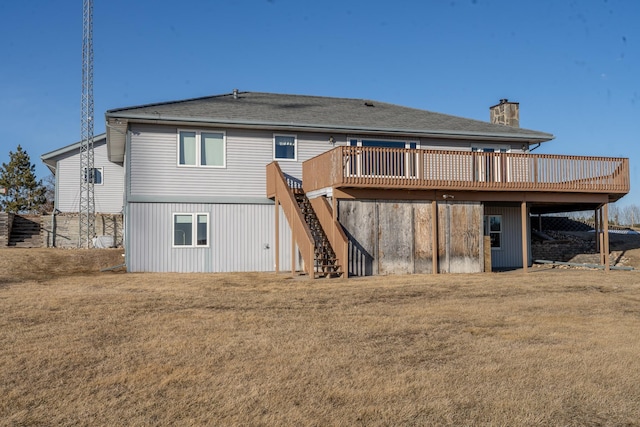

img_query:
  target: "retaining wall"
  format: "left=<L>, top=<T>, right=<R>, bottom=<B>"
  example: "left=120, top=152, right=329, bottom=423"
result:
left=0, top=212, right=15, bottom=246
left=41, top=213, right=123, bottom=248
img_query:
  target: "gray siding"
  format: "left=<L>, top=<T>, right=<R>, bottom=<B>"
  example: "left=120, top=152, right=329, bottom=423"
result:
left=127, top=124, right=528, bottom=200
left=126, top=202, right=296, bottom=273
left=484, top=205, right=530, bottom=268
left=53, top=140, right=124, bottom=214
left=128, top=125, right=348, bottom=198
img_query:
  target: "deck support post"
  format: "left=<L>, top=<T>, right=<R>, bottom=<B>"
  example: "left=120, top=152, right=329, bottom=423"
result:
left=432, top=199, right=438, bottom=274
left=594, top=207, right=600, bottom=253
left=603, top=203, right=610, bottom=272
left=275, top=196, right=279, bottom=273
left=291, top=201, right=296, bottom=275
left=521, top=201, right=528, bottom=272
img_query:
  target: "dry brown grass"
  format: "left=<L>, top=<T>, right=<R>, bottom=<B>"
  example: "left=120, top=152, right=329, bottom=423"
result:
left=2, top=249, right=640, bottom=426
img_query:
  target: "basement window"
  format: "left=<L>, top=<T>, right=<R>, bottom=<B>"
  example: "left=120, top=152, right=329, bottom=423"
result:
left=173, top=213, right=209, bottom=247
left=484, top=215, right=502, bottom=250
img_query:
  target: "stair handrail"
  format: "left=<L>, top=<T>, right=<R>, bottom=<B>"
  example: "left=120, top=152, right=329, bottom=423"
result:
left=308, top=197, right=348, bottom=278
left=266, top=162, right=316, bottom=277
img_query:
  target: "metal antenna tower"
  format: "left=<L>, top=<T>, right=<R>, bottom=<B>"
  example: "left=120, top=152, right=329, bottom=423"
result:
left=79, top=0, right=95, bottom=248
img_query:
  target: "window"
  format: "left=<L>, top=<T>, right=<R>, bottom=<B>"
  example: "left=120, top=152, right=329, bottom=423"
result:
left=173, top=213, right=209, bottom=247
left=484, top=215, right=502, bottom=249
left=274, top=134, right=297, bottom=160
left=178, top=130, right=226, bottom=167
left=83, top=167, right=103, bottom=185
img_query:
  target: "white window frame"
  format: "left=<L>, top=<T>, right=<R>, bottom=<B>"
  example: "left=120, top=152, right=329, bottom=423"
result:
left=177, top=129, right=226, bottom=168
left=348, top=138, right=418, bottom=148
left=172, top=212, right=210, bottom=248
left=273, top=134, right=297, bottom=161
left=83, top=167, right=104, bottom=186
left=471, top=144, right=511, bottom=153
left=484, top=214, right=502, bottom=250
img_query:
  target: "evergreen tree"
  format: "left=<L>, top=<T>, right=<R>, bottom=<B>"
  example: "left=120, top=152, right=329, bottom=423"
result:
left=0, top=145, right=47, bottom=214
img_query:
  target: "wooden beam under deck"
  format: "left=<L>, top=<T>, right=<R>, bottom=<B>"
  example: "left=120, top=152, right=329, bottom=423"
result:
left=603, top=203, right=610, bottom=272
left=332, top=187, right=610, bottom=206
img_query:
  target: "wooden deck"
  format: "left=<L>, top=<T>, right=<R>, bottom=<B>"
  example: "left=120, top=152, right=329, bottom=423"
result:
left=302, top=147, right=629, bottom=199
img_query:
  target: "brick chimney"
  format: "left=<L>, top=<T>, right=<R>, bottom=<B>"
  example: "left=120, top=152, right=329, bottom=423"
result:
left=490, top=99, right=519, bottom=127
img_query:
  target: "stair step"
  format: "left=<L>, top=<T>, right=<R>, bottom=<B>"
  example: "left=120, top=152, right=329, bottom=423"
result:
left=286, top=185, right=343, bottom=278
left=8, top=215, right=42, bottom=248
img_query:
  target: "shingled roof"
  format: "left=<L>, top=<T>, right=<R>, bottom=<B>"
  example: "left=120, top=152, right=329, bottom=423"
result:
left=106, top=91, right=554, bottom=142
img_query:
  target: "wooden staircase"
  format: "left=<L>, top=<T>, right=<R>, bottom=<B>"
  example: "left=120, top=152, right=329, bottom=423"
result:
left=293, top=190, right=341, bottom=278
left=9, top=215, right=42, bottom=248
left=267, top=162, right=348, bottom=279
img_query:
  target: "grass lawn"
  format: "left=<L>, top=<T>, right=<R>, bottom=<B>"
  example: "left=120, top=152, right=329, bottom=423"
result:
left=2, top=248, right=640, bottom=426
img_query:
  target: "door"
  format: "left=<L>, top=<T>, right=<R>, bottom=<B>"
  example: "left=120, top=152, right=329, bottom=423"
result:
left=472, top=146, right=508, bottom=182
left=348, top=139, right=418, bottom=178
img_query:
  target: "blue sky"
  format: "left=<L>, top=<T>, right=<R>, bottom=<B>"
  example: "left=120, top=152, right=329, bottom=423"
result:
left=1, top=0, right=638, bottom=205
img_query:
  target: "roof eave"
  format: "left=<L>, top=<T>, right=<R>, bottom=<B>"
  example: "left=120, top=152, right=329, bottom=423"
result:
left=41, top=133, right=108, bottom=173
left=104, top=112, right=554, bottom=143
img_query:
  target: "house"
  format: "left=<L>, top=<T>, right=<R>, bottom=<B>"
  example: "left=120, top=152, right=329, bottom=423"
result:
left=41, top=133, right=124, bottom=214
left=102, top=91, right=629, bottom=275
left=41, top=134, right=124, bottom=247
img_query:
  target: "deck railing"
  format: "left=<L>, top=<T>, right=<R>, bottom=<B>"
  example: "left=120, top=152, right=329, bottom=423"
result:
left=302, top=146, right=630, bottom=194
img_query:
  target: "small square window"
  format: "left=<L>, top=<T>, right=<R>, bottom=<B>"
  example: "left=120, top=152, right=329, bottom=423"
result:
left=83, top=167, right=103, bottom=185
left=173, top=213, right=209, bottom=247
left=274, top=134, right=297, bottom=160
